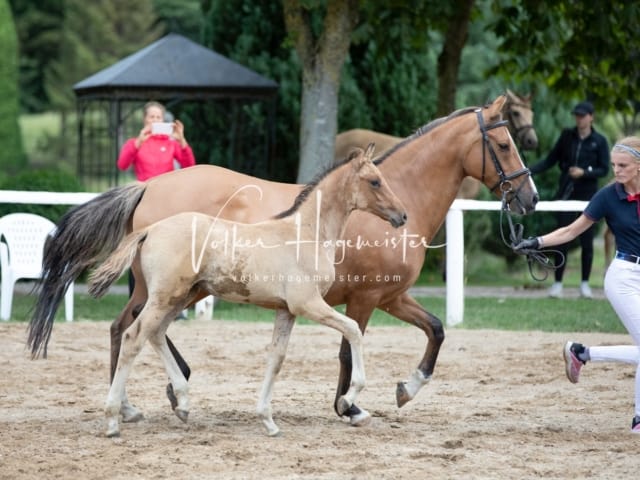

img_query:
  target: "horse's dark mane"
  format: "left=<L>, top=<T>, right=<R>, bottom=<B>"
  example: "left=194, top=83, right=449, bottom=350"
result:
left=273, top=152, right=356, bottom=219
left=374, top=106, right=480, bottom=166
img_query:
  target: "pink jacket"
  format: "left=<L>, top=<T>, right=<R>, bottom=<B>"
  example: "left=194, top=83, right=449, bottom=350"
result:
left=117, top=135, right=195, bottom=181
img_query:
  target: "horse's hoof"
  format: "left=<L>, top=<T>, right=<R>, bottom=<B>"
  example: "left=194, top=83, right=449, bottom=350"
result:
left=122, top=411, right=144, bottom=423
left=175, top=409, right=189, bottom=423
left=106, top=428, right=120, bottom=438
left=166, top=383, right=178, bottom=410
left=396, top=382, right=411, bottom=408
left=336, top=397, right=351, bottom=416
left=349, top=408, right=372, bottom=427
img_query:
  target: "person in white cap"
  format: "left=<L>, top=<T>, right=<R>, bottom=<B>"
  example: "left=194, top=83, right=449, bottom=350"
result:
left=529, top=100, right=610, bottom=298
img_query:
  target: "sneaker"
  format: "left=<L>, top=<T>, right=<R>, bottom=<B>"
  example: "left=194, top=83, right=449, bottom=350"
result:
left=580, top=282, right=593, bottom=299
left=548, top=282, right=563, bottom=298
left=632, top=416, right=640, bottom=434
left=563, top=341, right=586, bottom=383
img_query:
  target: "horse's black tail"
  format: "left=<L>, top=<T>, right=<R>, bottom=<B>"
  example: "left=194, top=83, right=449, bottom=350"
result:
left=27, top=183, right=146, bottom=359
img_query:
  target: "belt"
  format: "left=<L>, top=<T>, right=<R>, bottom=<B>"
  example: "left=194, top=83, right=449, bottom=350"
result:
left=616, top=251, right=640, bottom=264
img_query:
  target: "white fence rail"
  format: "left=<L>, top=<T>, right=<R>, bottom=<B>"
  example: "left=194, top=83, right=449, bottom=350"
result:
left=0, top=190, right=588, bottom=325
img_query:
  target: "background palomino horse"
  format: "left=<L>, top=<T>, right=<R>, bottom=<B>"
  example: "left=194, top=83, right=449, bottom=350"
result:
left=334, top=89, right=538, bottom=200
left=88, top=145, right=407, bottom=437
left=28, top=95, right=538, bottom=428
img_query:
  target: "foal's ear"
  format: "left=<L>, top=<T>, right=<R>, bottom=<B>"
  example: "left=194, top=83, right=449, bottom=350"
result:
left=364, top=142, right=376, bottom=161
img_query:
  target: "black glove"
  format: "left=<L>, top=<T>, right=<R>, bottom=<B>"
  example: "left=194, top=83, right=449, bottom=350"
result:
left=514, top=236, right=540, bottom=252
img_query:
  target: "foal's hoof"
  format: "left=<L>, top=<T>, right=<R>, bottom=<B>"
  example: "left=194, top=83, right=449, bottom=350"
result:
left=166, top=383, right=178, bottom=411
left=122, top=411, right=144, bottom=424
left=174, top=409, right=189, bottom=423
left=396, top=382, right=411, bottom=408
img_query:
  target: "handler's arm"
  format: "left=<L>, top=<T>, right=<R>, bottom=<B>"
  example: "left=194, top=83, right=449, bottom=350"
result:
left=539, top=214, right=595, bottom=248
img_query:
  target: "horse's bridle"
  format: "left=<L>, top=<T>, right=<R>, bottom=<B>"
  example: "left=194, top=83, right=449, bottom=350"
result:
left=476, top=108, right=530, bottom=196
left=504, top=101, right=535, bottom=145
left=475, top=109, right=561, bottom=280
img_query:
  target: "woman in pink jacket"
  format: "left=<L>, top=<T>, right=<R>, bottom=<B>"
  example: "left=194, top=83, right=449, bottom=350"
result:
left=117, top=101, right=195, bottom=181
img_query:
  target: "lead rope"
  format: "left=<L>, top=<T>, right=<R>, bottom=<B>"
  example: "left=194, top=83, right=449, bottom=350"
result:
left=498, top=191, right=565, bottom=281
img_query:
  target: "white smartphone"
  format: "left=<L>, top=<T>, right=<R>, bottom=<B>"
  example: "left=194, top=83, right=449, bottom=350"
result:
left=151, top=122, right=173, bottom=135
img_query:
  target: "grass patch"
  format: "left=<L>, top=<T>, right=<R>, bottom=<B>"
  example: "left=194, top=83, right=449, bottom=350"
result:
left=7, top=289, right=624, bottom=335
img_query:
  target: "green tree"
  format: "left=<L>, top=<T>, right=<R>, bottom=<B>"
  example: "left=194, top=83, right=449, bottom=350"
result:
left=283, top=0, right=359, bottom=182
left=488, top=0, right=640, bottom=113
left=0, top=0, right=27, bottom=173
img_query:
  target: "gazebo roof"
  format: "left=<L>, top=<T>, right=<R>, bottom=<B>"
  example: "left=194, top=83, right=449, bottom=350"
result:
left=73, top=33, right=278, bottom=100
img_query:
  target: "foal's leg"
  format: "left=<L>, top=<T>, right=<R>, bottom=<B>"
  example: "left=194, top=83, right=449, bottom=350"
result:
left=333, top=296, right=376, bottom=426
left=256, top=309, right=296, bottom=436
left=105, top=308, right=165, bottom=438
left=381, top=292, right=445, bottom=407
left=293, top=298, right=366, bottom=416
left=149, top=328, right=190, bottom=422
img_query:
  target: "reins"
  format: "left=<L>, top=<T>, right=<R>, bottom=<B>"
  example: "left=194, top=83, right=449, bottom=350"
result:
left=475, top=108, right=563, bottom=280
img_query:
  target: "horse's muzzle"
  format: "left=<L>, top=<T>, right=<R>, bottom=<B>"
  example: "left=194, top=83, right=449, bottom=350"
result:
left=389, top=212, right=408, bottom=228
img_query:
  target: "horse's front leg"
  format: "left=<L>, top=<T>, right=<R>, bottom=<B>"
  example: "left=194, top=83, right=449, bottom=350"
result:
left=256, top=309, right=295, bottom=436
left=333, top=297, right=376, bottom=427
left=294, top=299, right=366, bottom=417
left=381, top=292, right=445, bottom=407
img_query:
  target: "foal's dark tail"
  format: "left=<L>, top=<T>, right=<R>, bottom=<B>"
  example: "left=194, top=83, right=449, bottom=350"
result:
left=27, top=183, right=146, bottom=359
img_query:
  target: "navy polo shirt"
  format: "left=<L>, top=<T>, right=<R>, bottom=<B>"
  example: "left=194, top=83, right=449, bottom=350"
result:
left=584, top=182, right=640, bottom=256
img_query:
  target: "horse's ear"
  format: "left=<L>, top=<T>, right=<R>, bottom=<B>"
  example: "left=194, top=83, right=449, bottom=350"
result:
left=490, top=95, right=507, bottom=116
left=364, top=142, right=376, bottom=161
left=347, top=147, right=364, bottom=162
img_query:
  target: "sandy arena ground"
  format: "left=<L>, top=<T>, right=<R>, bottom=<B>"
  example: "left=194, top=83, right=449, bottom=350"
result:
left=1, top=320, right=638, bottom=479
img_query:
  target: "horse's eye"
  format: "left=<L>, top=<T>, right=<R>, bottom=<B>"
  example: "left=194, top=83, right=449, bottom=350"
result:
left=370, top=179, right=381, bottom=188
left=498, top=143, right=509, bottom=151
left=512, top=111, right=520, bottom=117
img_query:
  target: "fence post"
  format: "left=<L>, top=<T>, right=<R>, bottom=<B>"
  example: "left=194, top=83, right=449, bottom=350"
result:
left=445, top=207, right=464, bottom=326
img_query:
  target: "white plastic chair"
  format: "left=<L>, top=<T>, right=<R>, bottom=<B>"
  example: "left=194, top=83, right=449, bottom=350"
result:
left=0, top=213, right=73, bottom=321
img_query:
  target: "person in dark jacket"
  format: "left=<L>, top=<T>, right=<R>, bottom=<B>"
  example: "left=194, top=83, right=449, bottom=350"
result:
left=529, top=100, right=610, bottom=298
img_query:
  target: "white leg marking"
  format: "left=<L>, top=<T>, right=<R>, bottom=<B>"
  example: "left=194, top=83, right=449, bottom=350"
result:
left=257, top=309, right=295, bottom=436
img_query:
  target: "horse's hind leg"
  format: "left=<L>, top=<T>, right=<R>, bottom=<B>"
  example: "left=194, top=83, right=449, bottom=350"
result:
left=149, top=329, right=190, bottom=422
left=256, top=309, right=295, bottom=436
left=381, top=292, right=444, bottom=407
left=105, top=309, right=162, bottom=437
left=111, top=300, right=146, bottom=423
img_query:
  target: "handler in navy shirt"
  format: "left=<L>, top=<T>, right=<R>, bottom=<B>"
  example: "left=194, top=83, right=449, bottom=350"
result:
left=529, top=100, right=610, bottom=298
left=515, top=136, right=640, bottom=433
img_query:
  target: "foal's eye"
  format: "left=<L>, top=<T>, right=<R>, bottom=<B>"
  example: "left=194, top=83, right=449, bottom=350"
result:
left=512, top=111, right=521, bottom=117
left=370, top=179, right=381, bottom=188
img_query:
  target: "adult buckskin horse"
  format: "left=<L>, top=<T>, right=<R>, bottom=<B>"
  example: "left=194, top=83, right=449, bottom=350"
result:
left=28, top=95, right=538, bottom=427
left=88, top=145, right=407, bottom=437
left=335, top=89, right=538, bottom=200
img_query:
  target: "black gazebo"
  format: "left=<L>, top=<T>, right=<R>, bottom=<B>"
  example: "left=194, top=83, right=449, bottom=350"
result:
left=73, top=33, right=279, bottom=190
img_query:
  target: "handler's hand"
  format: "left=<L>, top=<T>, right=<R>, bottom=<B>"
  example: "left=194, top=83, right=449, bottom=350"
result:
left=514, top=236, right=540, bottom=252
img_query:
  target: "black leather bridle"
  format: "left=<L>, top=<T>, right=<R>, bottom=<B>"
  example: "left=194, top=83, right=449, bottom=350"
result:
left=476, top=108, right=531, bottom=195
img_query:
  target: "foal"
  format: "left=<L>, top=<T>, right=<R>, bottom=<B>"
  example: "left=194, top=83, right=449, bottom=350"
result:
left=88, top=145, right=407, bottom=437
